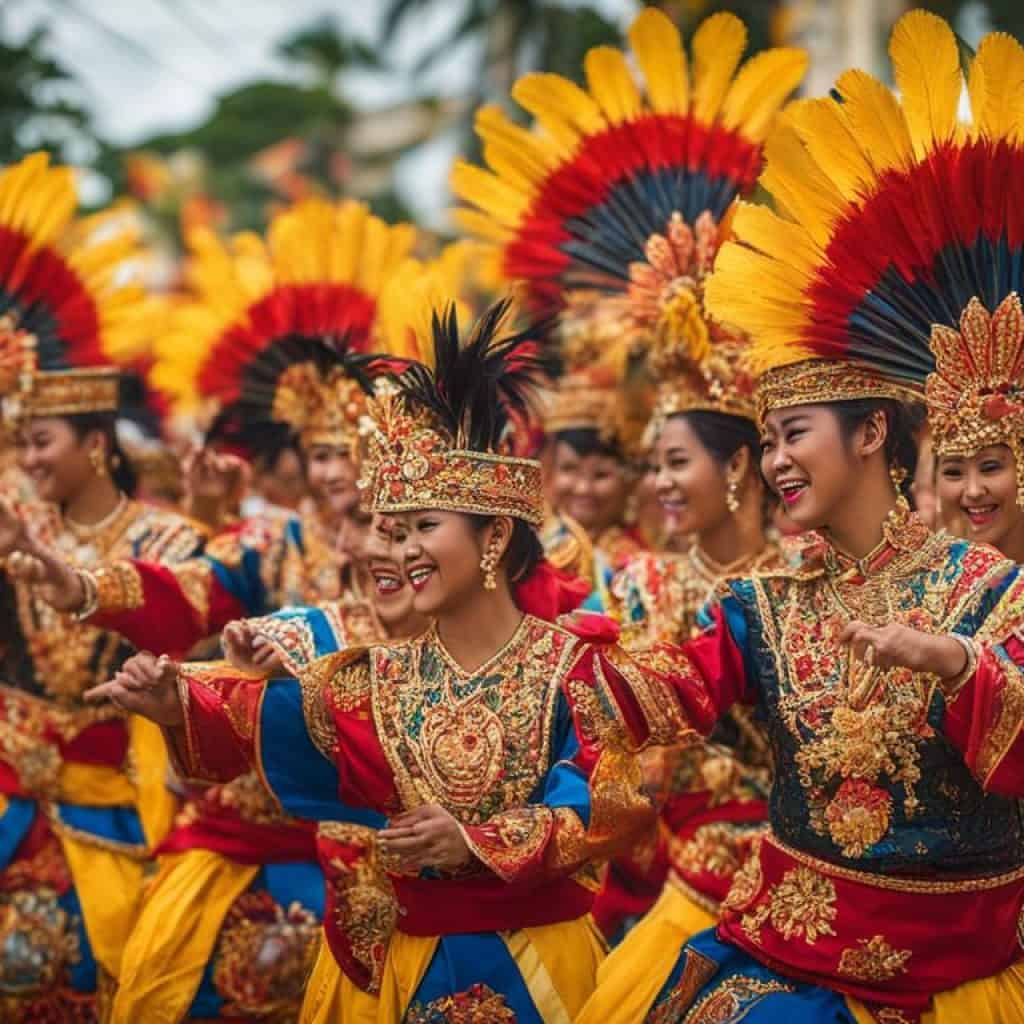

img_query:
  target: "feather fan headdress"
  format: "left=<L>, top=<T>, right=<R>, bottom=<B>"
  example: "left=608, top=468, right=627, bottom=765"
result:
left=451, top=8, right=806, bottom=434
left=152, top=198, right=417, bottom=451
left=0, top=152, right=149, bottom=423
left=360, top=298, right=552, bottom=526
left=705, top=9, right=1024, bottom=503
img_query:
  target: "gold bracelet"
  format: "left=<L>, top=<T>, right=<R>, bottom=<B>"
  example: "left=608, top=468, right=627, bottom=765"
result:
left=71, top=569, right=99, bottom=622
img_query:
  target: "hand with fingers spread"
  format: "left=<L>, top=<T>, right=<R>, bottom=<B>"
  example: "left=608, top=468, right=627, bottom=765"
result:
left=84, top=651, right=185, bottom=726
left=840, top=620, right=969, bottom=680
left=222, top=619, right=286, bottom=676
left=5, top=541, right=86, bottom=613
left=378, top=804, right=472, bottom=873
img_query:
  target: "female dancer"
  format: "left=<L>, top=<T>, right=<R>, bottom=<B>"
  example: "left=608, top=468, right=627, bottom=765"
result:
left=452, top=6, right=806, bottom=944
left=0, top=152, right=207, bottom=1019
left=80, top=300, right=657, bottom=1022
left=585, top=11, right=1024, bottom=1021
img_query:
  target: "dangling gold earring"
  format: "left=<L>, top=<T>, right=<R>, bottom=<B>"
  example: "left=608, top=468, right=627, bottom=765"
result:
left=90, top=447, right=107, bottom=477
left=890, top=464, right=910, bottom=512
left=726, top=475, right=740, bottom=514
left=480, top=537, right=500, bottom=591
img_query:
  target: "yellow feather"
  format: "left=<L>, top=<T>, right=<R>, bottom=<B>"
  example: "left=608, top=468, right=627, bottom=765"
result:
left=584, top=46, right=642, bottom=125
left=760, top=116, right=846, bottom=249
left=628, top=7, right=688, bottom=115
left=334, top=201, right=368, bottom=283
left=787, top=97, right=877, bottom=198
left=475, top=106, right=552, bottom=193
left=691, top=12, right=747, bottom=124
left=832, top=69, right=913, bottom=175
left=0, top=153, right=52, bottom=235
left=889, top=9, right=961, bottom=158
left=731, top=202, right=820, bottom=280
left=449, top=161, right=529, bottom=228
left=969, top=32, right=1024, bottom=143
left=721, top=48, right=808, bottom=141
left=512, top=72, right=607, bottom=140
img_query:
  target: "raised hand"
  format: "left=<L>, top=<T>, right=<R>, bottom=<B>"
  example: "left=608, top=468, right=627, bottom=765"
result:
left=182, top=446, right=250, bottom=529
left=4, top=538, right=85, bottom=614
left=222, top=619, right=286, bottom=676
left=0, top=498, right=28, bottom=558
left=84, top=651, right=185, bottom=726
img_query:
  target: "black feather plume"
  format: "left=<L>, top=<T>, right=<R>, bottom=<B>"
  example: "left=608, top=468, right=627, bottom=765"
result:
left=393, top=296, right=555, bottom=452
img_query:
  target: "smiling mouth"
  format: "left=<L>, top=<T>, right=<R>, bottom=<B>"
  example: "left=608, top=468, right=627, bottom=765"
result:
left=777, top=480, right=808, bottom=505
left=964, top=504, right=998, bottom=525
left=372, top=571, right=402, bottom=595
left=407, top=566, right=435, bottom=591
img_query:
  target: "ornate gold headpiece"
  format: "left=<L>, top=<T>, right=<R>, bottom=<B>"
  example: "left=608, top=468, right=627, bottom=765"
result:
left=361, top=387, right=545, bottom=526
left=926, top=294, right=1024, bottom=502
left=271, top=363, right=368, bottom=451
left=359, top=299, right=551, bottom=527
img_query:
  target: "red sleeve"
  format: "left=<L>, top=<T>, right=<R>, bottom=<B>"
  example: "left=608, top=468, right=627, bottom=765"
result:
left=168, top=663, right=266, bottom=784
left=88, top=559, right=245, bottom=657
left=943, top=635, right=1024, bottom=796
left=565, top=602, right=753, bottom=751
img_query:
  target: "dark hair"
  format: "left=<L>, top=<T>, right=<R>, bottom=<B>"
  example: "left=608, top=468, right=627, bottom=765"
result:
left=551, top=427, right=623, bottom=462
left=470, top=514, right=544, bottom=583
left=831, top=398, right=917, bottom=504
left=65, top=412, right=138, bottom=496
left=672, top=410, right=760, bottom=469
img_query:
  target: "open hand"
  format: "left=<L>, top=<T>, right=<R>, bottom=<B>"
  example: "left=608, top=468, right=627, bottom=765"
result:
left=222, top=620, right=286, bottom=676
left=84, top=651, right=185, bottom=726
left=183, top=446, right=250, bottom=527
left=378, top=803, right=472, bottom=873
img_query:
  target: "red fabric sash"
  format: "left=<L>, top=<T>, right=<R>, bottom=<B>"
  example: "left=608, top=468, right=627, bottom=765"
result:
left=391, top=873, right=594, bottom=936
left=719, top=833, right=1024, bottom=1019
left=156, top=814, right=317, bottom=864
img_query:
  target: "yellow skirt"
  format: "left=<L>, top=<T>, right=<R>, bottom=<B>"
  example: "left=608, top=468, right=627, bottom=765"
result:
left=576, top=882, right=715, bottom=1024
left=849, top=963, right=1024, bottom=1024
left=301, top=915, right=606, bottom=1023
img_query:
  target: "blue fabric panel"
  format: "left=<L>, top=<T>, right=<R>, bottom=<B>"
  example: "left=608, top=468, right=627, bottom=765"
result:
left=651, top=929, right=857, bottom=1023
left=259, top=678, right=384, bottom=828
left=54, top=803, right=146, bottom=848
left=61, top=883, right=98, bottom=994
left=208, top=545, right=267, bottom=615
left=410, top=931, right=545, bottom=1023
left=0, top=796, right=36, bottom=869
left=261, top=860, right=326, bottom=918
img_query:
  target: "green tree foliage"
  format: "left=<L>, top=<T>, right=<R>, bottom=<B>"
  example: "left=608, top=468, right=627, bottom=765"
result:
left=0, top=16, right=95, bottom=163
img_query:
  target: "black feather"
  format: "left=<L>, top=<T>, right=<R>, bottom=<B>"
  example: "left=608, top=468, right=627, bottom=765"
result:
left=393, top=296, right=555, bottom=452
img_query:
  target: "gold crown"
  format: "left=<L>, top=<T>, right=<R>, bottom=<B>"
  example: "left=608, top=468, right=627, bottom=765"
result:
left=271, top=363, right=367, bottom=451
left=0, top=315, right=119, bottom=423
left=755, top=360, right=923, bottom=425
left=926, top=294, right=1024, bottom=502
left=360, top=388, right=545, bottom=526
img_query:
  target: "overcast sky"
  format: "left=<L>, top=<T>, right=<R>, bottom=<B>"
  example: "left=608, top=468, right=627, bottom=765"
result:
left=6, top=0, right=635, bottom=221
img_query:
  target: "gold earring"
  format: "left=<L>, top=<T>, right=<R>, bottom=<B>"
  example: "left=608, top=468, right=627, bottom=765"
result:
left=480, top=538, right=500, bottom=591
left=90, top=447, right=107, bottom=477
left=726, top=476, right=740, bottom=514
left=890, top=464, right=909, bottom=512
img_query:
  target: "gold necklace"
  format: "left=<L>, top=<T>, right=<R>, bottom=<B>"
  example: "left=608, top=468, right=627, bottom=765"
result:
left=689, top=543, right=766, bottom=584
left=64, top=493, right=130, bottom=539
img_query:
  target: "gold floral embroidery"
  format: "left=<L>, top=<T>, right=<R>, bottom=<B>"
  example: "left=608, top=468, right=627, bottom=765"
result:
left=823, top=779, right=893, bottom=858
left=645, top=948, right=717, bottom=1023
left=405, top=983, right=517, bottom=1023
left=460, top=807, right=553, bottom=881
left=298, top=651, right=372, bottom=758
left=678, top=975, right=794, bottom=1024
left=671, top=822, right=765, bottom=880
left=837, top=935, right=912, bottom=982
left=975, top=657, right=1024, bottom=785
left=371, top=618, right=571, bottom=823
left=740, top=866, right=836, bottom=945
left=721, top=838, right=763, bottom=912
left=93, top=561, right=145, bottom=612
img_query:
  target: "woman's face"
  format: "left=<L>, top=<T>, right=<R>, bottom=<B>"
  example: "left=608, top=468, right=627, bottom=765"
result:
left=760, top=405, right=859, bottom=531
left=936, top=445, right=1024, bottom=552
left=363, top=514, right=425, bottom=632
left=258, top=447, right=307, bottom=510
left=547, top=440, right=630, bottom=535
left=304, top=443, right=358, bottom=521
left=16, top=417, right=96, bottom=504
left=652, top=415, right=731, bottom=538
left=391, top=509, right=490, bottom=617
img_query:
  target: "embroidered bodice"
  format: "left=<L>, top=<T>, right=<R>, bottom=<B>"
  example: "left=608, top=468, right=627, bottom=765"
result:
left=0, top=499, right=204, bottom=703
left=725, top=510, right=1024, bottom=875
left=368, top=616, right=578, bottom=823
